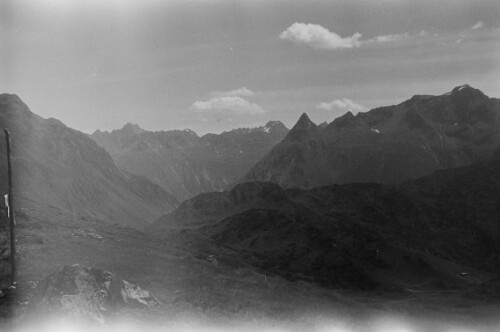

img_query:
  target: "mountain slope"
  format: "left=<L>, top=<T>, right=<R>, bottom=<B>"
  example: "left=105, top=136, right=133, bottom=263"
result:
left=148, top=181, right=295, bottom=234
left=243, top=85, right=500, bottom=188
left=90, top=121, right=288, bottom=201
left=149, top=149, right=500, bottom=290
left=0, top=94, right=178, bottom=228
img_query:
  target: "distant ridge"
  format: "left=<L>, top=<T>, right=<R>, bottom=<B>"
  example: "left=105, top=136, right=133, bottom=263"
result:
left=91, top=120, right=289, bottom=202
left=0, top=94, right=178, bottom=228
left=243, top=85, right=500, bottom=188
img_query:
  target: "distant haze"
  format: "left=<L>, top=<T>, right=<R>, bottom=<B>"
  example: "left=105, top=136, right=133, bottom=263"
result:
left=1, top=0, right=499, bottom=135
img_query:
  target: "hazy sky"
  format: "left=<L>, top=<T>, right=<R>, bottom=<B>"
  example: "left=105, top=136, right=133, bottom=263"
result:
left=1, top=0, right=499, bottom=135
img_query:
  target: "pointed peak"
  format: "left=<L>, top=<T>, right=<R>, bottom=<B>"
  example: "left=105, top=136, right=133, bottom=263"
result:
left=342, top=111, right=355, bottom=118
left=294, top=113, right=316, bottom=129
left=329, top=111, right=360, bottom=129
left=298, top=112, right=311, bottom=121
left=285, top=113, right=319, bottom=142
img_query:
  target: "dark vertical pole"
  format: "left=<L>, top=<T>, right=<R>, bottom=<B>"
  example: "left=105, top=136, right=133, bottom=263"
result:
left=5, top=129, right=15, bottom=285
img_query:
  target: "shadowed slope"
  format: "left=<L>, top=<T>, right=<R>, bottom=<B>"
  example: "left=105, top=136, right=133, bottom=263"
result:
left=0, top=94, right=178, bottom=228
left=243, top=85, right=500, bottom=188
left=150, top=149, right=500, bottom=290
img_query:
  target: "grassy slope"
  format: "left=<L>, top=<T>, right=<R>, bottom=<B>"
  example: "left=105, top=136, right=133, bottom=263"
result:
left=2, top=196, right=497, bottom=331
left=148, top=151, right=500, bottom=299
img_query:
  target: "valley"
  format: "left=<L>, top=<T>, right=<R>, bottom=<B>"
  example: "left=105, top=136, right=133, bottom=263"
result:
left=6, top=198, right=500, bottom=331
left=0, top=87, right=499, bottom=331
left=91, top=121, right=288, bottom=202
left=3, top=1, right=500, bottom=329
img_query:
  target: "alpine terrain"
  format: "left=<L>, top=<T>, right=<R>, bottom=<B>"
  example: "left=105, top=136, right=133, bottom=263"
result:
left=0, top=94, right=178, bottom=229
left=243, top=85, right=500, bottom=189
left=91, top=121, right=288, bottom=202
left=151, top=146, right=500, bottom=291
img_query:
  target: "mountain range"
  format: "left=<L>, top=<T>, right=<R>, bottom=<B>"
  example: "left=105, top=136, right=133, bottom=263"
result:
left=0, top=94, right=178, bottom=228
left=1, top=84, right=499, bottom=293
left=243, top=85, right=500, bottom=188
left=149, top=147, right=500, bottom=290
left=90, top=120, right=288, bottom=202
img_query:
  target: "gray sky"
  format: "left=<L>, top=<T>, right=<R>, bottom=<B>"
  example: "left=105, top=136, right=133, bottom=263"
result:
left=1, top=0, right=499, bottom=135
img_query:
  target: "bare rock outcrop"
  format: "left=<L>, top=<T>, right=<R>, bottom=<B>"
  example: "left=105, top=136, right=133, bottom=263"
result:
left=29, top=264, right=160, bottom=323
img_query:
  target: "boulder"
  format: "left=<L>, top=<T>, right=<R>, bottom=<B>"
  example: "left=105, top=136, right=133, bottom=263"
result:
left=29, top=264, right=160, bottom=323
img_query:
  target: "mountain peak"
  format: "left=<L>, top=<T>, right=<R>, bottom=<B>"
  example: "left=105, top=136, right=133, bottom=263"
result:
left=264, top=120, right=283, bottom=128
left=242, top=85, right=500, bottom=190
left=452, top=84, right=473, bottom=92
left=0, top=93, right=21, bottom=104
left=329, top=111, right=360, bottom=129
left=284, top=113, right=319, bottom=142
left=450, top=84, right=487, bottom=99
left=263, top=120, right=288, bottom=134
left=294, top=113, right=316, bottom=129
left=0, top=93, right=34, bottom=119
left=122, top=122, right=144, bottom=135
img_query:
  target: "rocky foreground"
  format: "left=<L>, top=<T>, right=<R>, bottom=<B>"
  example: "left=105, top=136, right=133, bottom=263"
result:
left=26, top=265, right=160, bottom=324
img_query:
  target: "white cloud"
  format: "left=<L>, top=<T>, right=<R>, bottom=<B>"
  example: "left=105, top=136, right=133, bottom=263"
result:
left=191, top=96, right=265, bottom=115
left=316, top=98, right=366, bottom=112
left=373, top=33, right=409, bottom=43
left=279, top=22, right=362, bottom=49
left=471, top=21, right=484, bottom=30
left=209, top=87, right=255, bottom=97
left=280, top=23, right=416, bottom=50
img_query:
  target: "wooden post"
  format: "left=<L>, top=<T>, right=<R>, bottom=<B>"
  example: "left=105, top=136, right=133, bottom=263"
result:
left=5, top=129, right=15, bottom=285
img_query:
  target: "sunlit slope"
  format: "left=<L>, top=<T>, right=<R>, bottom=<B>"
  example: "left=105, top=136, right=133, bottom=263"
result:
left=0, top=94, right=178, bottom=228
left=91, top=121, right=288, bottom=202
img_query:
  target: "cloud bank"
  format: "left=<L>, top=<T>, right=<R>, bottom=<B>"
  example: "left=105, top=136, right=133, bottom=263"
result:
left=280, top=22, right=413, bottom=49
left=372, top=33, right=409, bottom=43
left=191, top=96, right=265, bottom=115
left=279, top=22, right=362, bottom=49
left=192, top=87, right=265, bottom=115
left=316, top=98, right=366, bottom=112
